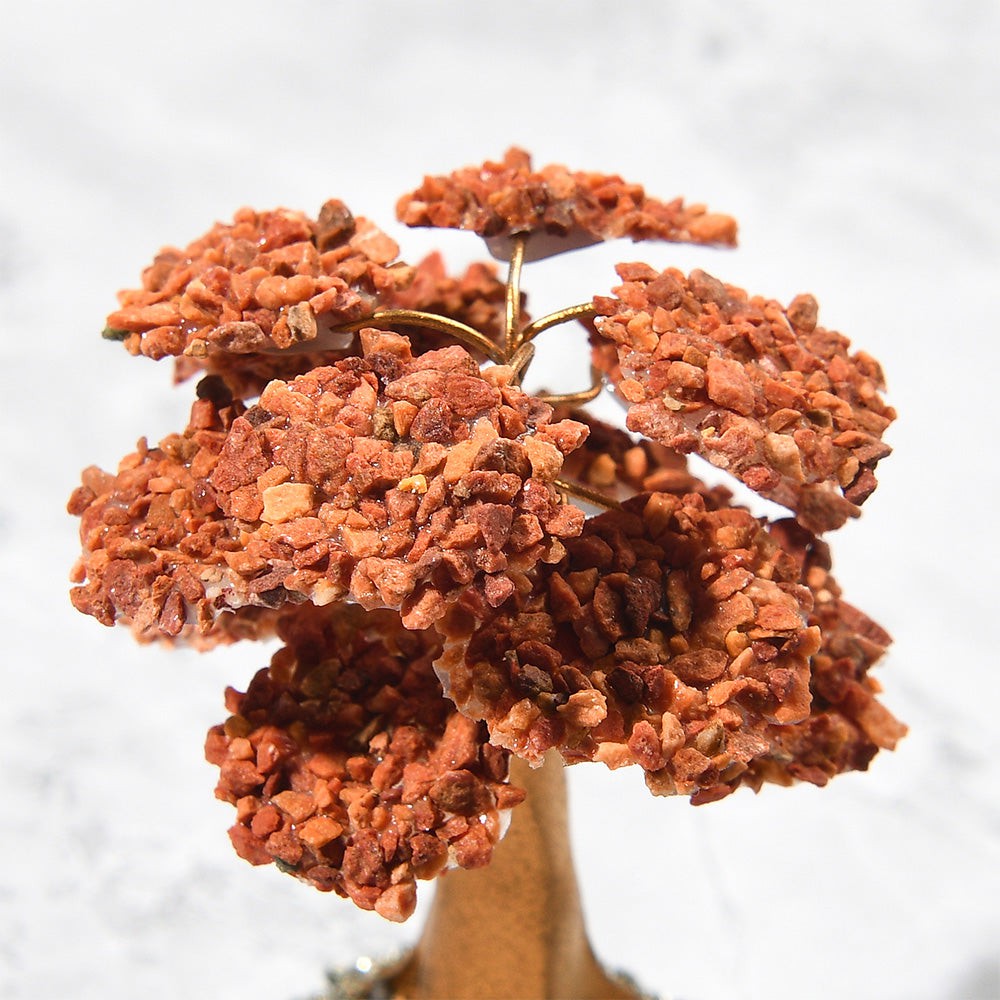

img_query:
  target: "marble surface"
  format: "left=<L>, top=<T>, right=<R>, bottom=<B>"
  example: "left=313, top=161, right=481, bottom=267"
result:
left=1, top=2, right=998, bottom=998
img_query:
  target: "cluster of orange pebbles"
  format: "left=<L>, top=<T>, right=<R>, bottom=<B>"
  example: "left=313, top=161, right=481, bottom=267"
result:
left=69, top=150, right=903, bottom=921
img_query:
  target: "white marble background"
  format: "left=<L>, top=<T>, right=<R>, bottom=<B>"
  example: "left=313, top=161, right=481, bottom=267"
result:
left=1, top=2, right=997, bottom=998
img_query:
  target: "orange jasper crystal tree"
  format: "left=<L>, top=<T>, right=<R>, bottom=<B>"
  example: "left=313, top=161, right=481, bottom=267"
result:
left=68, top=149, right=905, bottom=998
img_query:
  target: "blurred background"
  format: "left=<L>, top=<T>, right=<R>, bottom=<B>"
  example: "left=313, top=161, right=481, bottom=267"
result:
left=2, top=2, right=998, bottom=998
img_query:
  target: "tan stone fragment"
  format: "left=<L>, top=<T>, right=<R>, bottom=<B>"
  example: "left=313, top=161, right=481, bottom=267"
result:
left=523, top=436, right=564, bottom=480
left=262, top=483, right=316, bottom=523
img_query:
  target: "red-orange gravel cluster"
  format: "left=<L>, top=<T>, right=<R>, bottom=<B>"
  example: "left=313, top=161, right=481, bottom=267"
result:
left=744, top=520, right=907, bottom=790
left=397, top=147, right=738, bottom=250
left=69, top=330, right=588, bottom=640
left=436, top=491, right=822, bottom=793
left=106, top=202, right=406, bottom=362
left=466, top=415, right=905, bottom=799
left=207, top=603, right=523, bottom=921
left=69, top=151, right=905, bottom=921
left=556, top=408, right=731, bottom=505
left=166, top=246, right=522, bottom=399
left=592, top=264, right=896, bottom=532
left=68, top=384, right=252, bottom=641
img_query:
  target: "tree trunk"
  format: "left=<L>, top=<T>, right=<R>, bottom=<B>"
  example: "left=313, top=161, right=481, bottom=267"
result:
left=389, top=751, right=644, bottom=1000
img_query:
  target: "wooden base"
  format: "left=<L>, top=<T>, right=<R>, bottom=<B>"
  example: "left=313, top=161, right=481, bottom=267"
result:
left=389, top=752, right=643, bottom=1000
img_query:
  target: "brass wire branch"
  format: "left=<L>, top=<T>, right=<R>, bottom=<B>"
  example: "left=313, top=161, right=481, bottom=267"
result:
left=554, top=478, right=622, bottom=511
left=331, top=309, right=506, bottom=365
left=536, top=365, right=605, bottom=406
left=508, top=342, right=535, bottom=383
left=321, top=250, right=617, bottom=509
left=504, top=234, right=527, bottom=355
left=520, top=302, right=597, bottom=344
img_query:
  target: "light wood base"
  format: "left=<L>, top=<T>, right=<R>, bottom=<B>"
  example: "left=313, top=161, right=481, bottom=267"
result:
left=389, top=752, right=642, bottom=999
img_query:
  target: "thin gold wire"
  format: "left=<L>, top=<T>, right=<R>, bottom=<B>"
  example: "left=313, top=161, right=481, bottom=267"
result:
left=519, top=302, right=596, bottom=344
left=328, top=309, right=505, bottom=365
left=536, top=365, right=605, bottom=406
left=504, top=235, right=527, bottom=356
left=553, top=477, right=621, bottom=511
left=508, top=342, right=535, bottom=382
